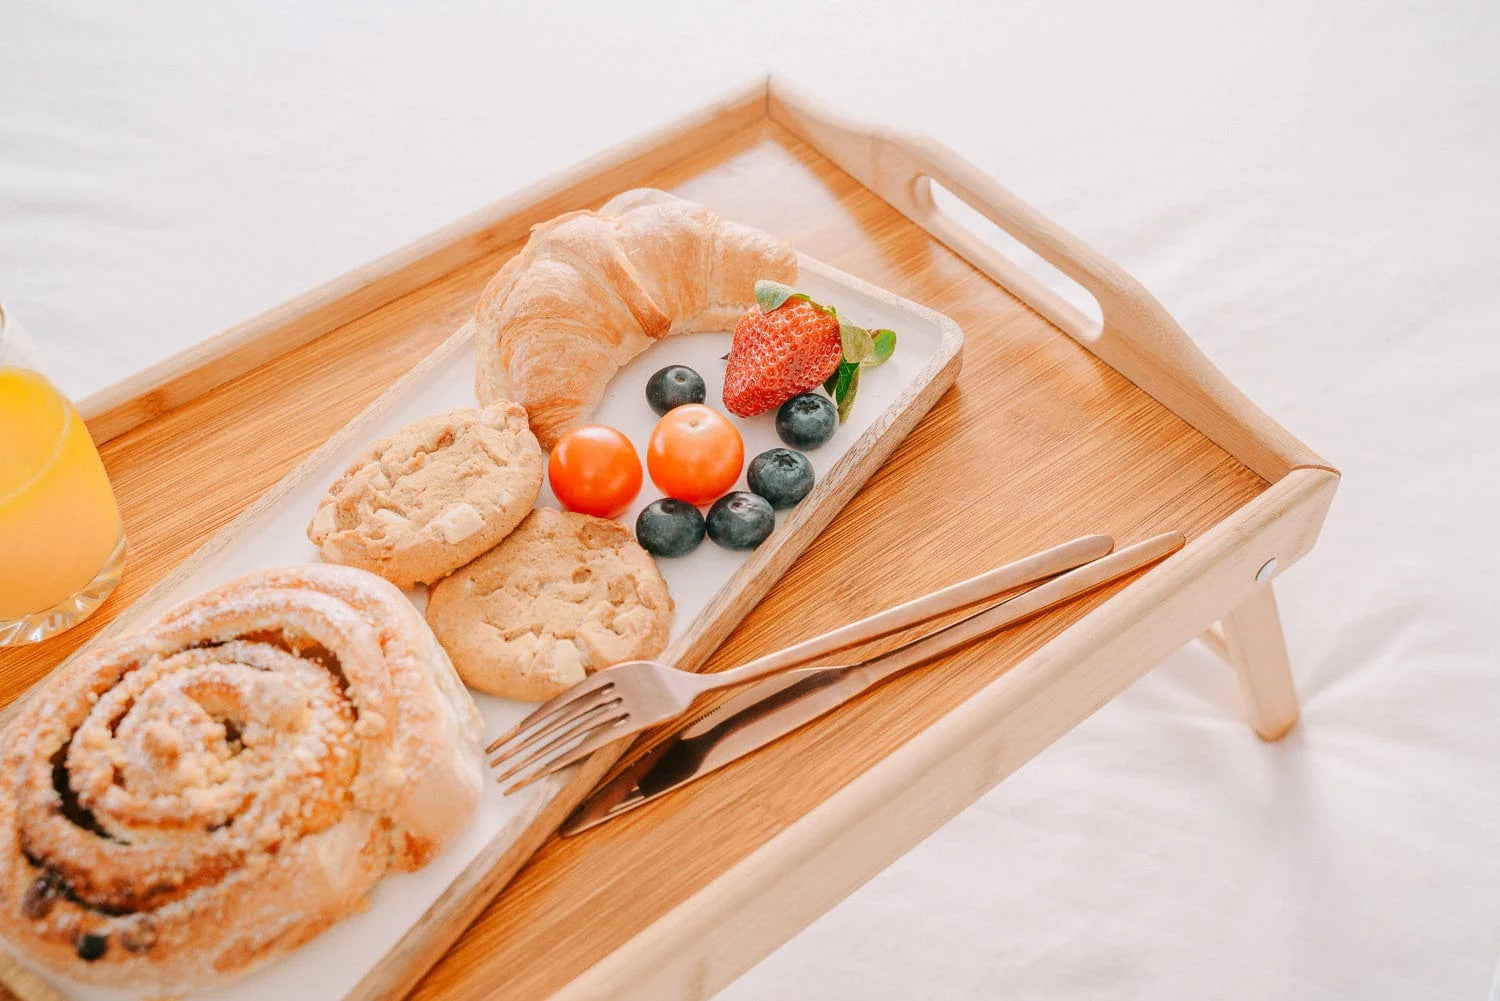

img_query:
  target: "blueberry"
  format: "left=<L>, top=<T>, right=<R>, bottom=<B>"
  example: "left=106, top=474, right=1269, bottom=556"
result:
left=775, top=393, right=837, bottom=450
left=746, top=448, right=815, bottom=508
left=645, top=365, right=706, bottom=415
left=634, top=498, right=705, bottom=557
left=705, top=492, right=775, bottom=550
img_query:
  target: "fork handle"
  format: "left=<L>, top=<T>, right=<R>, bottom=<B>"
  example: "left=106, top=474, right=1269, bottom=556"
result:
left=701, top=533, right=1114, bottom=692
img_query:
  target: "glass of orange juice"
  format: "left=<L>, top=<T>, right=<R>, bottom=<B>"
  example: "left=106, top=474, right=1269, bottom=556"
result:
left=0, top=305, right=126, bottom=645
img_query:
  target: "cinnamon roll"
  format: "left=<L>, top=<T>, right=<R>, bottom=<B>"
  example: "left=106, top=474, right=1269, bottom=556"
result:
left=0, top=564, right=483, bottom=993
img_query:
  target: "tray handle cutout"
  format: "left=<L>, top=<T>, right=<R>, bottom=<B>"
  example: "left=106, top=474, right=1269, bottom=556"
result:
left=890, top=142, right=1153, bottom=353
left=767, top=76, right=1327, bottom=480
left=922, top=178, right=1104, bottom=343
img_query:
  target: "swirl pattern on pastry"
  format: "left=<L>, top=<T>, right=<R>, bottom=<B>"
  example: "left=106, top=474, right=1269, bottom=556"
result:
left=0, top=565, right=482, bottom=993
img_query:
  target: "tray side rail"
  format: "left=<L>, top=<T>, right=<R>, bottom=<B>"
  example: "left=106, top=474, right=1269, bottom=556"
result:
left=554, top=465, right=1339, bottom=1001
left=767, top=78, right=1328, bottom=484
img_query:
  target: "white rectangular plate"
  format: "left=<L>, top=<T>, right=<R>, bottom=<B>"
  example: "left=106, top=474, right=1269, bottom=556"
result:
left=11, top=255, right=961, bottom=1001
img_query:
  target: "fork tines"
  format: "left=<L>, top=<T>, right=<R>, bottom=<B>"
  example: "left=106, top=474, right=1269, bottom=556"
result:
left=485, top=678, right=628, bottom=792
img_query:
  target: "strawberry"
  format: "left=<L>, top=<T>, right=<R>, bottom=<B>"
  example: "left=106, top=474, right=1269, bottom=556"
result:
left=722, top=288, right=843, bottom=417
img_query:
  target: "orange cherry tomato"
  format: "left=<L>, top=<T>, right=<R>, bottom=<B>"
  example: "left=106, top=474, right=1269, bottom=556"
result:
left=646, top=404, right=744, bottom=505
left=548, top=425, right=642, bottom=518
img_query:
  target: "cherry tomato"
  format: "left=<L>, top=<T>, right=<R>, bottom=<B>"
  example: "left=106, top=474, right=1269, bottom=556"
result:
left=548, top=425, right=642, bottom=518
left=646, top=404, right=744, bottom=505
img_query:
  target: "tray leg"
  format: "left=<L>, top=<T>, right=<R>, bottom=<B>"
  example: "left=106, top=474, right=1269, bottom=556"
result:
left=1218, top=583, right=1300, bottom=741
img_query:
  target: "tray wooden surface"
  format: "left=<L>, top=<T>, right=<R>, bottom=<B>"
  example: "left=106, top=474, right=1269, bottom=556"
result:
left=1, top=257, right=961, bottom=1001
left=0, top=78, right=1336, bottom=1001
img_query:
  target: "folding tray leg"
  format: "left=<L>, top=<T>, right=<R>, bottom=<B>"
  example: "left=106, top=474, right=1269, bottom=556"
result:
left=1212, top=583, right=1300, bottom=741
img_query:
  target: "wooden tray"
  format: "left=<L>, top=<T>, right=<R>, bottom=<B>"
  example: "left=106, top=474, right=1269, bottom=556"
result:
left=0, top=256, right=960, bottom=1001
left=0, top=77, right=1339, bottom=1001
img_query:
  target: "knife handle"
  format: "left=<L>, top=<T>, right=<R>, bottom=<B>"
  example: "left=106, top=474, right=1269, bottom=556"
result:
left=845, top=531, right=1186, bottom=687
left=702, top=533, right=1114, bottom=692
left=562, top=531, right=1187, bottom=835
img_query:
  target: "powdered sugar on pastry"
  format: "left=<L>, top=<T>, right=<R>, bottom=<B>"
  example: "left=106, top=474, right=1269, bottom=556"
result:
left=425, top=507, right=673, bottom=701
left=307, top=402, right=543, bottom=588
left=0, top=564, right=482, bottom=994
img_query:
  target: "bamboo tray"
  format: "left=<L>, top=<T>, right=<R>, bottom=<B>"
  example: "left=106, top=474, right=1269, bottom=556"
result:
left=0, top=257, right=961, bottom=1001
left=0, top=77, right=1338, bottom=1001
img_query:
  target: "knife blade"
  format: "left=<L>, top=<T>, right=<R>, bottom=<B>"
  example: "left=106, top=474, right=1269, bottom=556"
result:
left=560, top=530, right=1184, bottom=836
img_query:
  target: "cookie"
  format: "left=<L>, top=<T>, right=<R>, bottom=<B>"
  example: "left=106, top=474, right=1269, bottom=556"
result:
left=426, top=507, right=673, bottom=701
left=307, top=403, right=543, bottom=589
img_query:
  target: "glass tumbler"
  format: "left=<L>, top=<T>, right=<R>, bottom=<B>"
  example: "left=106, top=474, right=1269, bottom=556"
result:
left=0, top=304, right=126, bottom=645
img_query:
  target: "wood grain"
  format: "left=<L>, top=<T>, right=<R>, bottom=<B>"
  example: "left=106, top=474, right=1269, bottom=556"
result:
left=767, top=79, right=1326, bottom=483
left=0, top=265, right=960, bottom=1001
left=397, top=125, right=1280, bottom=1001
left=0, top=109, right=1324, bottom=1001
left=553, top=468, right=1336, bottom=1001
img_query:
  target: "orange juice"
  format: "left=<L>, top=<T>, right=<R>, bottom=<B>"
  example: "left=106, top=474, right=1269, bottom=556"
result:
left=0, top=366, right=124, bottom=637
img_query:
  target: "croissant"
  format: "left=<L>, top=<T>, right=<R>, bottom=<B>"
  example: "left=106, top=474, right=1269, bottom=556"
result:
left=0, top=565, right=482, bottom=993
left=474, top=188, right=798, bottom=448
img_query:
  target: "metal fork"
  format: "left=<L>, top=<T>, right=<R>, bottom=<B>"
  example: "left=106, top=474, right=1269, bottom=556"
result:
left=484, top=533, right=1115, bottom=792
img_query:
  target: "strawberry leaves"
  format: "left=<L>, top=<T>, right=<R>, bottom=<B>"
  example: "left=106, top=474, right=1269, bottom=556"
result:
left=826, top=362, right=861, bottom=422
left=755, top=279, right=810, bottom=314
left=839, top=322, right=875, bottom=364
left=824, top=323, right=896, bottom=422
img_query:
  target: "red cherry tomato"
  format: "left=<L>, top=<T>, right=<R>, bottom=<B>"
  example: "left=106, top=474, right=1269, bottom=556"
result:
left=646, top=404, right=744, bottom=505
left=548, top=425, right=642, bottom=518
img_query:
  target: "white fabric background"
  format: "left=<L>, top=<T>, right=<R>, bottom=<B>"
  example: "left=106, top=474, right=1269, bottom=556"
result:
left=4, top=2, right=1498, bottom=998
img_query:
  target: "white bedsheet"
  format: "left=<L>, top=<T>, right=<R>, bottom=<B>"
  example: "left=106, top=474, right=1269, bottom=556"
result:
left=4, top=2, right=1497, bottom=998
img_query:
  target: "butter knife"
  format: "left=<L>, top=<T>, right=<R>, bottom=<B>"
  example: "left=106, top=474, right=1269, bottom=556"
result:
left=561, top=531, right=1185, bottom=835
